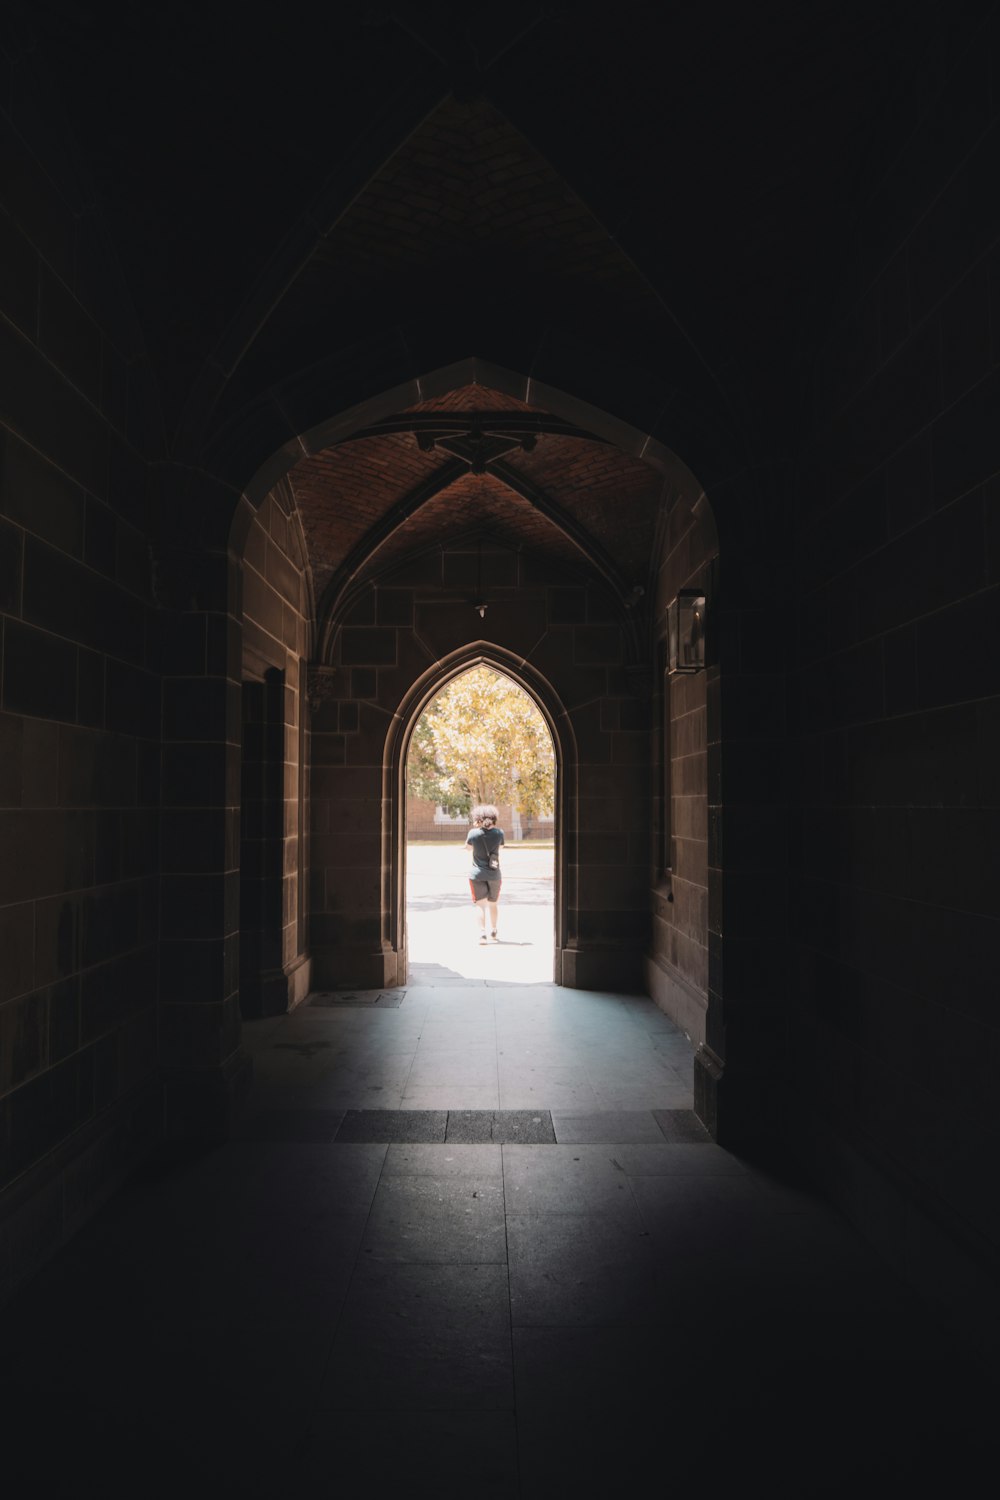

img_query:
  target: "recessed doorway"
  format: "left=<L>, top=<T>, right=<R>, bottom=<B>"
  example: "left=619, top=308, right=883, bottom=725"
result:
left=404, top=665, right=555, bottom=984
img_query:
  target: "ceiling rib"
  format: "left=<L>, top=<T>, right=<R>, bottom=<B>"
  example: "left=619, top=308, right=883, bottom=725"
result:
left=339, top=413, right=609, bottom=445
left=316, top=448, right=635, bottom=630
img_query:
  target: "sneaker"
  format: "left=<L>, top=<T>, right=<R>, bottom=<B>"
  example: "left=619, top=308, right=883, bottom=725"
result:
left=479, top=933, right=488, bottom=944
left=489, top=931, right=498, bottom=943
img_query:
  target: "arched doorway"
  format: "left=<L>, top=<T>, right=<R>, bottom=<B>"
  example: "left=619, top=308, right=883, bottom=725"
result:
left=228, top=361, right=722, bottom=1129
left=397, top=658, right=561, bottom=984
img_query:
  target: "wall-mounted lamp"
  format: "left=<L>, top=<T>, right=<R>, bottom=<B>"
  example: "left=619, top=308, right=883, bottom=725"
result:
left=667, top=590, right=706, bottom=674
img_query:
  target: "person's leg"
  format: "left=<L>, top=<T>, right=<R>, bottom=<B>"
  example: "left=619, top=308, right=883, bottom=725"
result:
left=486, top=896, right=499, bottom=939
left=470, top=880, right=488, bottom=940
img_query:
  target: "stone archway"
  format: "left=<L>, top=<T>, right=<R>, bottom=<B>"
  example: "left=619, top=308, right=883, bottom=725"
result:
left=387, top=646, right=572, bottom=986
left=219, top=358, right=728, bottom=1137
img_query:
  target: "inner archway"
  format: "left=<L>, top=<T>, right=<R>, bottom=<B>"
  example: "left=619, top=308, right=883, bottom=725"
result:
left=231, top=363, right=720, bottom=1123
left=404, top=664, right=556, bottom=984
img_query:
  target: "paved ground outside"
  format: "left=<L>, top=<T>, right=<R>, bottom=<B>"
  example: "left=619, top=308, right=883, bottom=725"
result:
left=406, top=841, right=555, bottom=985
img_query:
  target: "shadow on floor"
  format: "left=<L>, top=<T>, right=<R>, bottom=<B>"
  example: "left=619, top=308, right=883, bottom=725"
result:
left=1, top=982, right=996, bottom=1498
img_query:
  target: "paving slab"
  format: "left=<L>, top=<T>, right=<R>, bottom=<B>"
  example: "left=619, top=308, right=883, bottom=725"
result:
left=399, top=1084, right=502, bottom=1110
left=299, top=1412, right=519, bottom=1498
left=383, top=1143, right=503, bottom=1177
left=506, top=1212, right=657, bottom=1327
left=361, top=1173, right=507, bottom=1263
left=307, top=989, right=406, bottom=1007
left=592, top=1142, right=749, bottom=1175
left=316, top=1260, right=513, bottom=1411
left=335, top=1109, right=447, bottom=1142
left=551, top=1109, right=667, bottom=1144
left=652, top=1107, right=713, bottom=1142
left=502, top=1145, right=638, bottom=1216
left=235, top=1107, right=346, bottom=1142
left=446, top=1109, right=556, bottom=1144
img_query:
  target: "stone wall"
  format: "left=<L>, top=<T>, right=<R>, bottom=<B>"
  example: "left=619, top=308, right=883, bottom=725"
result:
left=0, top=41, right=162, bottom=1299
left=646, top=494, right=718, bottom=1042
left=310, top=541, right=651, bottom=992
left=792, top=27, right=1000, bottom=1313
left=239, top=485, right=311, bottom=1014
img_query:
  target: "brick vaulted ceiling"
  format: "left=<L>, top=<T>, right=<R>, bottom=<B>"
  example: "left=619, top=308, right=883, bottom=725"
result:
left=27, top=3, right=981, bottom=444
left=235, top=92, right=674, bottom=407
left=288, top=384, right=665, bottom=616
left=333, top=95, right=645, bottom=287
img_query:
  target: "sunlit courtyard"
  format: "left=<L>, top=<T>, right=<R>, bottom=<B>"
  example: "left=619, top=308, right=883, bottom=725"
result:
left=406, top=842, right=555, bottom=985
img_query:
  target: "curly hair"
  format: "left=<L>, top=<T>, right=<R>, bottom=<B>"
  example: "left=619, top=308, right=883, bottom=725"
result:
left=470, top=804, right=499, bottom=829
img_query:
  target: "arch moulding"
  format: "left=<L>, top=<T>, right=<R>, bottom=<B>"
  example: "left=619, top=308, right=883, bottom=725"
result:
left=228, top=356, right=723, bottom=1109
left=382, top=643, right=577, bottom=986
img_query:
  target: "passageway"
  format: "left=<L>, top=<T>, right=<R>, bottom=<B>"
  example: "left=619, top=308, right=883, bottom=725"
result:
left=1, top=982, right=990, bottom=1497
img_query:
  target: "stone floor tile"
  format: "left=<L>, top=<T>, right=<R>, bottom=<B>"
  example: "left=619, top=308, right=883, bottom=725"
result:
left=601, top=1142, right=749, bottom=1175
left=229, top=1141, right=390, bottom=1216
left=502, top=1145, right=639, bottom=1216
left=406, top=1053, right=501, bottom=1085
left=415, top=1026, right=499, bottom=1050
left=494, top=1043, right=582, bottom=1066
left=298, top=1411, right=519, bottom=1498
left=506, top=1212, right=656, bottom=1326
left=361, top=1172, right=508, bottom=1263
left=8, top=973, right=996, bottom=1500
left=405, top=1070, right=502, bottom=1094
left=512, top=1322, right=670, bottom=1424
left=446, top=1109, right=556, bottom=1144
left=400, top=1085, right=502, bottom=1110
left=235, top=1106, right=346, bottom=1142
left=592, top=1087, right=695, bottom=1110
left=517, top=1430, right=667, bottom=1499
left=652, top=1107, right=712, bottom=1142
left=334, top=1109, right=447, bottom=1143
left=241, top=1015, right=287, bottom=1048
left=307, top=988, right=407, bottom=1008
left=316, top=1260, right=513, bottom=1411
left=551, top=1109, right=667, bottom=1144
left=383, top=1143, right=503, bottom=1176
left=628, top=1170, right=766, bottom=1228
left=498, top=1071, right=593, bottom=1098
left=498, top=1082, right=600, bottom=1112
left=297, top=1085, right=406, bottom=1110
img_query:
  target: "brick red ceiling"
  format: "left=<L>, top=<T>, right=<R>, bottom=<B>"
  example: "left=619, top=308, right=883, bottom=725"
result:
left=287, top=383, right=663, bottom=611
left=353, top=471, right=581, bottom=583
left=242, top=95, right=667, bottom=391
left=503, top=438, right=663, bottom=586
left=406, top=387, right=542, bottom=414
left=291, top=433, right=443, bottom=600
left=312, top=96, right=659, bottom=309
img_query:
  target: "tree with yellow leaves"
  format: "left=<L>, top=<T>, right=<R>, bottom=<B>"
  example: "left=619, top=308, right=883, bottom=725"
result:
left=407, top=667, right=555, bottom=819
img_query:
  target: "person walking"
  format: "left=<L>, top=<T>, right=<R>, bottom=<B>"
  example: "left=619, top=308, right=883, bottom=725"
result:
left=466, top=804, right=504, bottom=944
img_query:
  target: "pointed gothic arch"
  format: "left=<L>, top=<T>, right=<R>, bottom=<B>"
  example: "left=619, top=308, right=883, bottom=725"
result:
left=227, top=356, right=723, bottom=1129
left=385, top=644, right=574, bottom=982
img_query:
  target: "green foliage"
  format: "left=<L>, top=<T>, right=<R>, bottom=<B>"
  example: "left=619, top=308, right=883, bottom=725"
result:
left=406, top=667, right=555, bottom=818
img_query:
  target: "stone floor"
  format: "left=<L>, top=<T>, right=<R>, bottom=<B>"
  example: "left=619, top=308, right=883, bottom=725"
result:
left=1, top=977, right=994, bottom=1497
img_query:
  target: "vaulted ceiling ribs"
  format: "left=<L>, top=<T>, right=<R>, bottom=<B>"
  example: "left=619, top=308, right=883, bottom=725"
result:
left=287, top=385, right=665, bottom=624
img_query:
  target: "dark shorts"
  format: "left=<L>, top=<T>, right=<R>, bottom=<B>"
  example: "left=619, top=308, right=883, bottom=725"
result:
left=469, top=876, right=502, bottom=902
